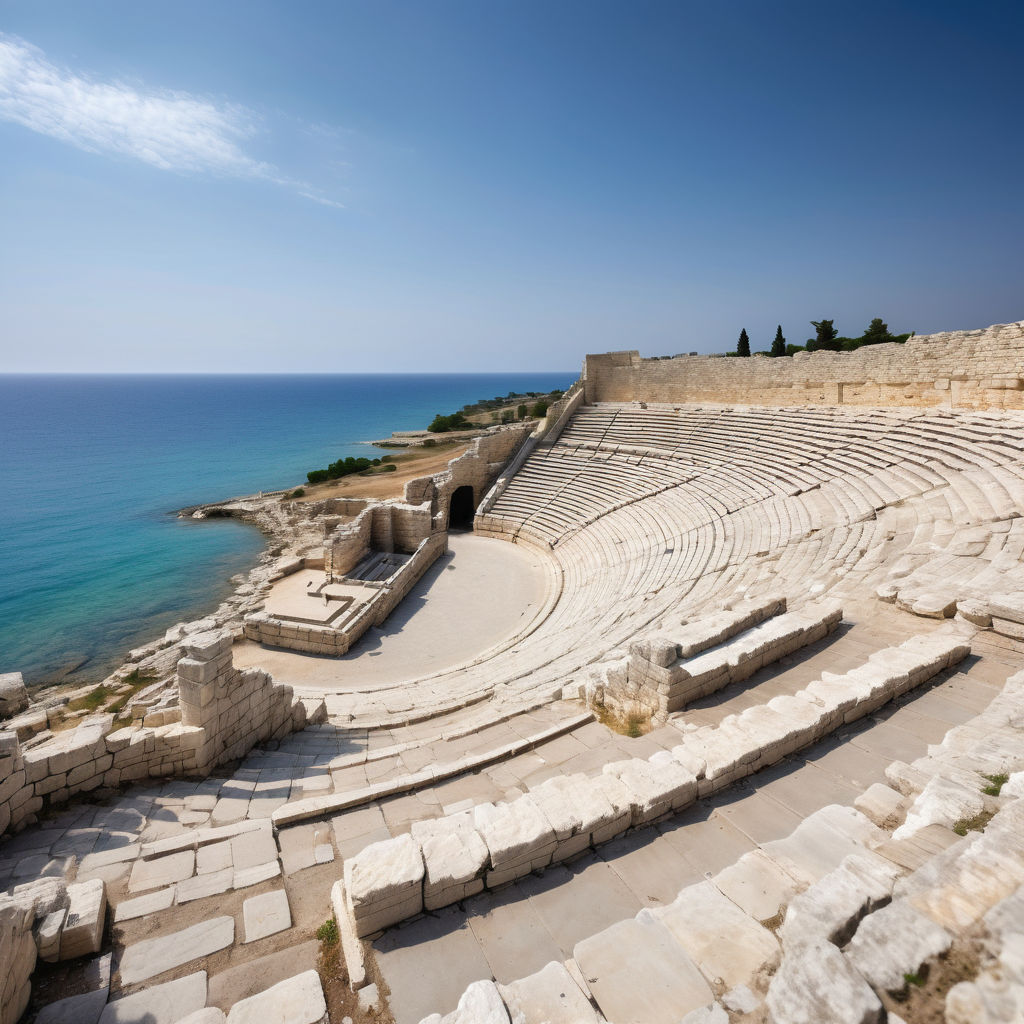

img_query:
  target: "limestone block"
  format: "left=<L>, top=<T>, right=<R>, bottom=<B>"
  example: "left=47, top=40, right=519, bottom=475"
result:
left=854, top=783, right=909, bottom=830
left=98, top=970, right=207, bottom=1024
left=35, top=907, right=66, bottom=962
left=0, top=674, right=29, bottom=719
left=894, top=774, right=986, bottom=840
left=713, top=849, right=803, bottom=924
left=766, top=938, right=882, bottom=1024
left=225, top=969, right=328, bottom=1024
left=411, top=813, right=488, bottom=910
left=844, top=899, right=952, bottom=992
left=59, top=878, right=105, bottom=960
left=330, top=879, right=367, bottom=990
left=573, top=911, right=714, bottom=1024
left=113, top=886, right=175, bottom=922
left=528, top=777, right=584, bottom=841
left=654, top=880, right=780, bottom=989
left=242, top=888, right=291, bottom=942
left=344, top=832, right=424, bottom=936
left=779, top=852, right=902, bottom=948
left=602, top=757, right=696, bottom=824
left=419, top=979, right=508, bottom=1024
left=498, top=960, right=601, bottom=1024
left=474, top=797, right=557, bottom=875
left=128, top=849, right=195, bottom=893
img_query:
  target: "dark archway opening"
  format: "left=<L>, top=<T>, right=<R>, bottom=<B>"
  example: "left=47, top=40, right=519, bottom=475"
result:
left=448, top=485, right=476, bottom=530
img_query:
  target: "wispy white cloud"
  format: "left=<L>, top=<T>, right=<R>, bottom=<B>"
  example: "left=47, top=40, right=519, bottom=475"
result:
left=0, top=34, right=341, bottom=206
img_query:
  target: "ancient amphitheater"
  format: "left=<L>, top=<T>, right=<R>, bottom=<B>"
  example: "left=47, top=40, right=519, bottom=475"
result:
left=4, top=320, right=1024, bottom=1024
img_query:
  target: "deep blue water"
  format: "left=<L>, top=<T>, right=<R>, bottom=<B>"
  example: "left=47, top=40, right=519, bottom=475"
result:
left=0, top=373, right=575, bottom=686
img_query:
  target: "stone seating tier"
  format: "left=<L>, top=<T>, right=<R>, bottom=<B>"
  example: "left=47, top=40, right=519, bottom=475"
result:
left=335, top=631, right=968, bottom=940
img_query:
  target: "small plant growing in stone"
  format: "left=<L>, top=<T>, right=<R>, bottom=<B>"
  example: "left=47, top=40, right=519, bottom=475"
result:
left=903, top=971, right=925, bottom=987
left=953, top=810, right=994, bottom=836
left=982, top=772, right=1009, bottom=796
left=316, top=918, right=339, bottom=945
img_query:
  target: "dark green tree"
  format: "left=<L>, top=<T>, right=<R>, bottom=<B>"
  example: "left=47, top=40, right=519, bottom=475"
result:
left=862, top=318, right=891, bottom=345
left=737, top=328, right=751, bottom=357
left=530, top=400, right=549, bottom=418
left=771, top=325, right=786, bottom=357
left=517, top=403, right=528, bottom=420
left=808, top=319, right=839, bottom=352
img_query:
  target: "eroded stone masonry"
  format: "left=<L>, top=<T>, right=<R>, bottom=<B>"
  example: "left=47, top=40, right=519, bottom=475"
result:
left=4, top=321, right=1024, bottom=1024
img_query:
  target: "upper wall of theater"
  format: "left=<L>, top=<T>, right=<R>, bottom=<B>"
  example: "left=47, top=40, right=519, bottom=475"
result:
left=582, top=320, right=1024, bottom=410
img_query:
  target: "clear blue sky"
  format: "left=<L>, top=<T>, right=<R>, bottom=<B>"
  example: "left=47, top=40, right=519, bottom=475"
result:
left=1, top=1, right=1021, bottom=371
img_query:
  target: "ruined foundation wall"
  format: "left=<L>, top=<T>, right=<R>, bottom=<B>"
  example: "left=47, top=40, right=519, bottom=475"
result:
left=583, top=320, right=1024, bottom=410
left=0, top=632, right=309, bottom=838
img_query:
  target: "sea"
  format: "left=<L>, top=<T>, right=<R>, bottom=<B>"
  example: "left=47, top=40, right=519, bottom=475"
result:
left=0, top=373, right=575, bottom=688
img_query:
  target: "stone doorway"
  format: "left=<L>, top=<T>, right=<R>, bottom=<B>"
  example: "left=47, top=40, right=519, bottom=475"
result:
left=448, top=485, right=476, bottom=530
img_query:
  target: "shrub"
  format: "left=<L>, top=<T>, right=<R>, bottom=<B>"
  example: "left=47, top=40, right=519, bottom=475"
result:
left=517, top=404, right=528, bottom=420
left=316, top=918, right=339, bottom=945
left=530, top=400, right=549, bottom=418
left=428, top=412, right=470, bottom=433
left=290, top=487, right=305, bottom=498
left=306, top=456, right=380, bottom=484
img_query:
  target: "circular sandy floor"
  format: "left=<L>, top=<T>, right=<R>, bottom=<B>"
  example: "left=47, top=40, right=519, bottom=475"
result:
left=232, top=531, right=550, bottom=690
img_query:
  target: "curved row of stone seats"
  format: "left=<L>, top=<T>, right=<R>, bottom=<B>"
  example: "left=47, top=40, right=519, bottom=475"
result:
left=413, top=663, right=1024, bottom=1024
left=328, top=402, right=1024, bottom=732
left=332, top=632, right=968, bottom=944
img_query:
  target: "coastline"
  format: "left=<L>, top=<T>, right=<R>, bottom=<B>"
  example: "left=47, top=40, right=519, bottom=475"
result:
left=29, top=439, right=474, bottom=712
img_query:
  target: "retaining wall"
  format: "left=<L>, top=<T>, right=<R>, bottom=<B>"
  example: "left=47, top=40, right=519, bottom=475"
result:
left=0, top=632, right=311, bottom=838
left=583, top=320, right=1024, bottom=410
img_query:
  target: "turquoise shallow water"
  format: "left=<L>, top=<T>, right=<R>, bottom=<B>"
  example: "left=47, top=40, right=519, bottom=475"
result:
left=0, top=373, right=574, bottom=686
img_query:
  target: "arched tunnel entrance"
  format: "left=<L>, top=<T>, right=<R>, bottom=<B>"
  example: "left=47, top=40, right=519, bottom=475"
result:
left=448, top=485, right=476, bottom=530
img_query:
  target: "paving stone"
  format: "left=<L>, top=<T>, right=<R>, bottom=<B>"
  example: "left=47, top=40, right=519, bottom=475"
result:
left=498, top=960, right=602, bottom=1023
left=573, top=911, right=714, bottom=1024
left=98, top=971, right=207, bottom=1024
left=654, top=880, right=780, bottom=989
left=225, top=969, right=327, bottom=1024
left=208, top=940, right=319, bottom=1010
left=243, top=889, right=292, bottom=943
left=177, top=867, right=234, bottom=904
left=231, top=826, right=279, bottom=871
left=713, top=849, right=803, bottom=924
left=374, top=906, right=493, bottom=1024
left=196, top=840, right=233, bottom=875
left=113, top=886, right=175, bottom=923
left=128, top=850, right=195, bottom=893
left=118, top=916, right=234, bottom=985
left=234, top=860, right=282, bottom=889
left=466, top=886, right=564, bottom=984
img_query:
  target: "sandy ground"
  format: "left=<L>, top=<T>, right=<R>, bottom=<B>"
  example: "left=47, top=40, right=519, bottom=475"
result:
left=285, top=444, right=468, bottom=503
left=233, top=531, right=549, bottom=690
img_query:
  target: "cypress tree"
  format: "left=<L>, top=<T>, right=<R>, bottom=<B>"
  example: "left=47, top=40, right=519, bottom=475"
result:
left=771, top=325, right=786, bottom=357
left=737, top=328, right=750, bottom=357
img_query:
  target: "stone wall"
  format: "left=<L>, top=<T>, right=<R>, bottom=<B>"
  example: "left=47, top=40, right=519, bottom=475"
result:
left=583, top=320, right=1024, bottom=410
left=404, top=424, right=533, bottom=526
left=0, top=632, right=310, bottom=838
